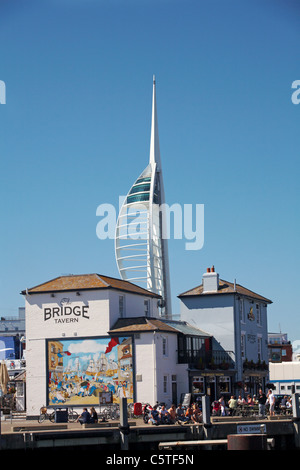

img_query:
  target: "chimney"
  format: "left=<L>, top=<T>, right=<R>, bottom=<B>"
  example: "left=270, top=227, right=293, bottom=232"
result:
left=202, top=266, right=219, bottom=293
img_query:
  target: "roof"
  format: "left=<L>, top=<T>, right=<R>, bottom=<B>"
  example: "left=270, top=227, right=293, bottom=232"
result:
left=21, top=273, right=161, bottom=298
left=108, top=317, right=178, bottom=334
left=108, top=317, right=211, bottom=337
left=162, top=320, right=211, bottom=338
left=178, top=279, right=272, bottom=304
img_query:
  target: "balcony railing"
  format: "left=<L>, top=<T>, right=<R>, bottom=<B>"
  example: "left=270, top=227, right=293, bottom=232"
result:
left=178, top=349, right=235, bottom=370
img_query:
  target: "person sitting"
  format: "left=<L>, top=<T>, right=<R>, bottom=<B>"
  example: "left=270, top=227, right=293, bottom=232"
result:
left=247, top=394, right=254, bottom=406
left=212, top=400, right=221, bottom=416
left=159, top=405, right=169, bottom=424
left=191, top=403, right=202, bottom=423
left=237, top=395, right=246, bottom=405
left=89, top=407, right=98, bottom=423
left=286, top=397, right=292, bottom=413
left=184, top=405, right=194, bottom=422
left=280, top=396, right=288, bottom=413
left=167, top=404, right=177, bottom=424
left=176, top=403, right=188, bottom=423
left=77, top=407, right=91, bottom=425
left=149, top=405, right=160, bottom=425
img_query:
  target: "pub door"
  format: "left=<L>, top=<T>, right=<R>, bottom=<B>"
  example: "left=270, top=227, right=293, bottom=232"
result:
left=206, top=377, right=216, bottom=402
left=172, top=381, right=178, bottom=406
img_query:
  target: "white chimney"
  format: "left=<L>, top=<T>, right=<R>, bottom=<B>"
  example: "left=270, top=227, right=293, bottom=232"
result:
left=202, top=266, right=219, bottom=293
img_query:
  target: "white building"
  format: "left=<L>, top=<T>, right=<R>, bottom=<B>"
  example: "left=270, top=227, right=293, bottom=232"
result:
left=22, top=273, right=208, bottom=417
left=179, top=266, right=272, bottom=397
left=269, top=361, right=300, bottom=395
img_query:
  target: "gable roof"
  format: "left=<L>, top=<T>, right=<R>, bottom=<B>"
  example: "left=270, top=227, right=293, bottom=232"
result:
left=21, top=273, right=161, bottom=298
left=108, top=317, right=211, bottom=337
left=178, top=279, right=272, bottom=303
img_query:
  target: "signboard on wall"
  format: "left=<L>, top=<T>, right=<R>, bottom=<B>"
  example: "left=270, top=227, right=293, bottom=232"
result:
left=46, top=336, right=134, bottom=406
left=99, top=391, right=113, bottom=405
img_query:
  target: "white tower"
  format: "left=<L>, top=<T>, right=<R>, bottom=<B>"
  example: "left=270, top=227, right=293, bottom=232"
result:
left=115, top=76, right=172, bottom=318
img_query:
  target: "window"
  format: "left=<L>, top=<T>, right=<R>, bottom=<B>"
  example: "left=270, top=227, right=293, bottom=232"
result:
left=257, top=336, right=262, bottom=361
left=192, top=376, right=204, bottom=394
left=256, top=303, right=261, bottom=326
left=144, top=299, right=150, bottom=317
left=239, top=299, right=245, bottom=323
left=127, top=193, right=150, bottom=204
left=119, top=295, right=125, bottom=317
left=219, top=376, right=231, bottom=394
left=162, top=336, right=168, bottom=356
left=129, top=183, right=151, bottom=195
left=241, top=333, right=246, bottom=358
left=163, top=375, right=168, bottom=394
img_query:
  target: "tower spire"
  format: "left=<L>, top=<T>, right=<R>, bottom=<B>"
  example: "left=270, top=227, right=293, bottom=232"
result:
left=115, top=76, right=172, bottom=318
left=149, top=75, right=162, bottom=170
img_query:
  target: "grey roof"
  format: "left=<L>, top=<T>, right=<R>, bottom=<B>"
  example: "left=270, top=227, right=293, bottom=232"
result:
left=108, top=317, right=211, bottom=338
left=161, top=319, right=211, bottom=338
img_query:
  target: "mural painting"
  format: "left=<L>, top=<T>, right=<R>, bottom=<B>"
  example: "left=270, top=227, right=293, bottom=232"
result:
left=47, top=336, right=133, bottom=406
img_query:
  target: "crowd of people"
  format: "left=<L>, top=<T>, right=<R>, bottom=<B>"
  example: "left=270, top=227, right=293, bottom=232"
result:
left=76, top=389, right=294, bottom=426
left=212, top=389, right=293, bottom=417
left=146, top=402, right=203, bottom=425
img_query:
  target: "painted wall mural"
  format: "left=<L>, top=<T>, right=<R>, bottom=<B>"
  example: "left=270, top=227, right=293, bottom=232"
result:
left=47, top=336, right=133, bottom=406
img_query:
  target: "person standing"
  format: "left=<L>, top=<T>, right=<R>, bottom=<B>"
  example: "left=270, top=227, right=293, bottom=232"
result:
left=219, top=395, right=226, bottom=416
left=267, top=389, right=276, bottom=416
left=258, top=388, right=267, bottom=417
left=228, top=395, right=238, bottom=416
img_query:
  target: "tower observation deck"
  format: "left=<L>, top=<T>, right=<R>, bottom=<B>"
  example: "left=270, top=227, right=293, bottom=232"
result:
left=115, top=77, right=172, bottom=318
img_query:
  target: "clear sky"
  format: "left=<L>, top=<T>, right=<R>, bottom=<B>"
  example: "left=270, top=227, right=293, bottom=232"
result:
left=0, top=0, right=299, bottom=342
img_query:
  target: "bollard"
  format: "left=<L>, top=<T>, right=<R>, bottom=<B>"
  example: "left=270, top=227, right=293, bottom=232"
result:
left=227, top=434, right=268, bottom=450
left=119, top=397, right=129, bottom=451
left=292, top=393, right=300, bottom=448
left=202, top=395, right=212, bottom=440
left=292, top=393, right=300, bottom=419
left=201, top=395, right=211, bottom=425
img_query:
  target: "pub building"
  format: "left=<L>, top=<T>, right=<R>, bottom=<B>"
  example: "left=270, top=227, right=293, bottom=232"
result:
left=22, top=268, right=271, bottom=417
left=179, top=266, right=272, bottom=400
left=22, top=273, right=211, bottom=417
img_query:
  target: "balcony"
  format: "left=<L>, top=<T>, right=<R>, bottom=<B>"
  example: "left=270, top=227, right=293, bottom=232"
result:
left=178, top=349, right=235, bottom=371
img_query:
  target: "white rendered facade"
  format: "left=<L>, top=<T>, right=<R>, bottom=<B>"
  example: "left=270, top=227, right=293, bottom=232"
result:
left=269, top=361, right=300, bottom=395
left=22, top=274, right=188, bottom=417
left=115, top=77, right=172, bottom=318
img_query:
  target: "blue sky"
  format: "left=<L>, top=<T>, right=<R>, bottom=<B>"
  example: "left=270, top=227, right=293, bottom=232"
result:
left=0, top=0, right=299, bottom=341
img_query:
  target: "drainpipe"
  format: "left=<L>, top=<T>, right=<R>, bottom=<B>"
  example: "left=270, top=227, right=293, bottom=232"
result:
left=153, top=332, right=157, bottom=404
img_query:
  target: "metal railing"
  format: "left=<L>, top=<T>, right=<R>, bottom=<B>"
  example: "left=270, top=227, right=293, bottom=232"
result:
left=177, top=349, right=235, bottom=369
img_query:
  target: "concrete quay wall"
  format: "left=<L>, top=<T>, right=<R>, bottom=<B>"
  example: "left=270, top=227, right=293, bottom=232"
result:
left=0, top=418, right=298, bottom=451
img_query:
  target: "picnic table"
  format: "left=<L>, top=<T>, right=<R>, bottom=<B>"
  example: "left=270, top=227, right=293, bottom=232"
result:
left=235, top=404, right=259, bottom=417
